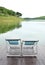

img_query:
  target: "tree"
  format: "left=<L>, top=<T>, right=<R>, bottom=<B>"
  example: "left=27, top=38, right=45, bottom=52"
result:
left=16, top=12, right=22, bottom=17
left=0, top=7, right=22, bottom=17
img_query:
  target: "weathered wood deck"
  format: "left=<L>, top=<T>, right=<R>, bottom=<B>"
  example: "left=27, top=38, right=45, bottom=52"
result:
left=0, top=44, right=45, bottom=65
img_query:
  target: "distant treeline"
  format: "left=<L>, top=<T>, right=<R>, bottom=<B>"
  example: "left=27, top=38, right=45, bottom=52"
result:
left=24, top=16, right=45, bottom=21
left=0, top=7, right=22, bottom=17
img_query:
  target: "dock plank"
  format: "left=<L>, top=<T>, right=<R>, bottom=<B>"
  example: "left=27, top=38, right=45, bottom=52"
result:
left=0, top=44, right=45, bottom=65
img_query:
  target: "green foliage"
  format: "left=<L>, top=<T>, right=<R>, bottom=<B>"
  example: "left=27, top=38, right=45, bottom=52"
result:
left=0, top=6, right=22, bottom=17
left=0, top=7, right=23, bottom=33
left=34, top=16, right=45, bottom=19
left=7, top=10, right=16, bottom=16
left=24, top=16, right=45, bottom=21
left=16, top=12, right=22, bottom=17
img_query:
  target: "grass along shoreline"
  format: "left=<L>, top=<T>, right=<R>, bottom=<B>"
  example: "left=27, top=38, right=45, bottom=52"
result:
left=0, top=16, right=23, bottom=33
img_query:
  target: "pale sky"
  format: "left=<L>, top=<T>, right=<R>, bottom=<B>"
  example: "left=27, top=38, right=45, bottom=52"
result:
left=0, top=0, right=45, bottom=18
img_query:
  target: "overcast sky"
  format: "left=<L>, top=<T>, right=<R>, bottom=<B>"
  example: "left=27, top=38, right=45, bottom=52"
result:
left=0, top=0, right=45, bottom=18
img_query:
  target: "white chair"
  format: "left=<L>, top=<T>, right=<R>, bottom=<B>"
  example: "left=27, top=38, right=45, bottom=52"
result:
left=22, top=40, right=39, bottom=57
left=6, top=39, right=21, bottom=57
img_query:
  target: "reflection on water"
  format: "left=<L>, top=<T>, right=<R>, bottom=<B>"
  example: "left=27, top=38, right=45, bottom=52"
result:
left=0, top=20, right=45, bottom=45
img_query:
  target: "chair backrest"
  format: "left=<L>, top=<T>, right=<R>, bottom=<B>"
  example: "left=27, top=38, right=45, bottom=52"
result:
left=25, top=41, right=35, bottom=45
left=6, top=39, right=21, bottom=45
left=22, top=40, right=39, bottom=46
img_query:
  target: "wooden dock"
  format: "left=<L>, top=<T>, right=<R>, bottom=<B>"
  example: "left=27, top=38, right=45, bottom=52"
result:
left=0, top=44, right=45, bottom=65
